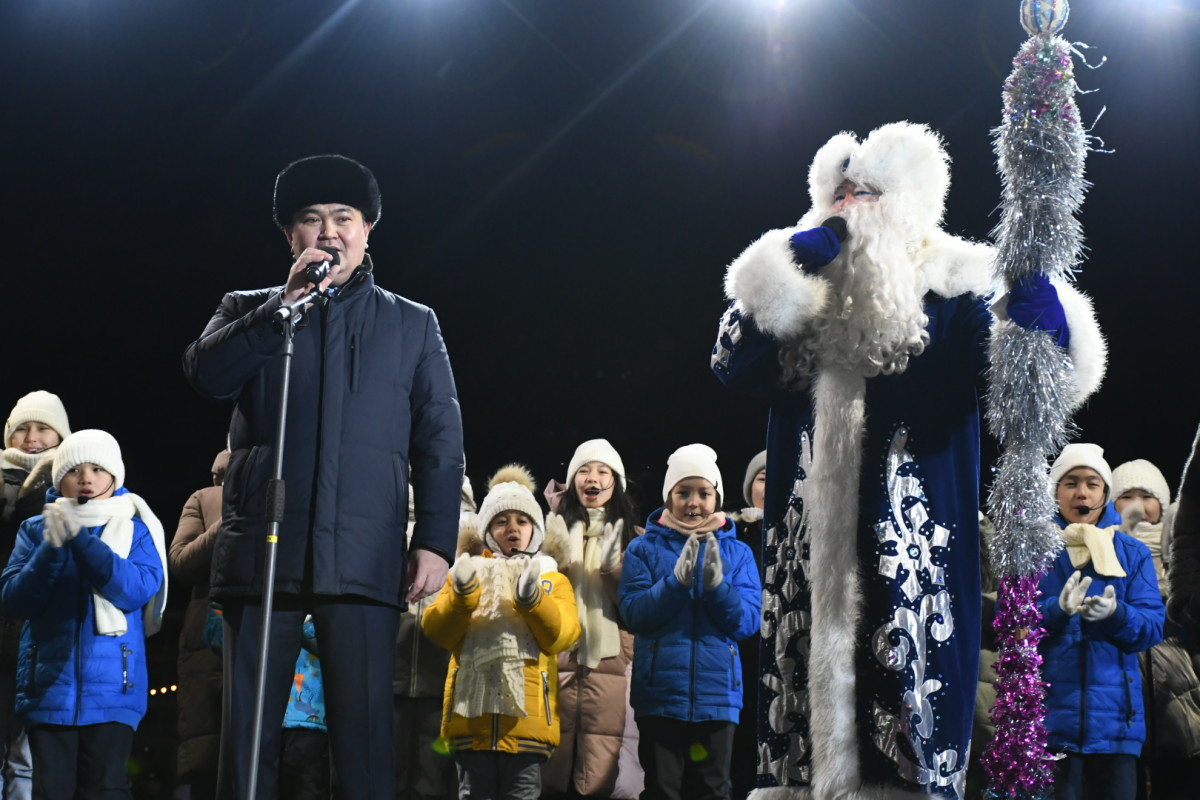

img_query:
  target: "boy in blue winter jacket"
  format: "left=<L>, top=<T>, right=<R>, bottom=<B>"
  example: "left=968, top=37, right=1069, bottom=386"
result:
left=0, top=430, right=167, bottom=799
left=1039, top=444, right=1164, bottom=800
left=619, top=444, right=761, bottom=800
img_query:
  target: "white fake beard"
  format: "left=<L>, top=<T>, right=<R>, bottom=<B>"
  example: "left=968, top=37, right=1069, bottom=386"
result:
left=780, top=202, right=930, bottom=382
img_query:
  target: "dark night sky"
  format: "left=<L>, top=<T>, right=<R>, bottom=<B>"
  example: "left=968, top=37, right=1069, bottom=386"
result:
left=5, top=1, right=1199, bottom=551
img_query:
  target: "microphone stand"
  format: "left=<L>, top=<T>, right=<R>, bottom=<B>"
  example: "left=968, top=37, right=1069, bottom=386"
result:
left=245, top=298, right=305, bottom=800
left=243, top=269, right=364, bottom=798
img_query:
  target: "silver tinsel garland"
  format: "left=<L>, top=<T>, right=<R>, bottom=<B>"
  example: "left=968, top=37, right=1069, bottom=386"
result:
left=982, top=4, right=1098, bottom=795
left=986, top=30, right=1092, bottom=578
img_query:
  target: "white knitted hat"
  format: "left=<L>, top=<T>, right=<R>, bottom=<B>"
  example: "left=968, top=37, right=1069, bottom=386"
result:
left=566, top=438, right=626, bottom=490
left=742, top=449, right=767, bottom=507
left=1049, top=443, right=1112, bottom=491
left=52, top=429, right=125, bottom=491
left=662, top=444, right=723, bottom=505
left=478, top=464, right=545, bottom=554
left=5, top=390, right=71, bottom=445
left=1111, top=460, right=1171, bottom=512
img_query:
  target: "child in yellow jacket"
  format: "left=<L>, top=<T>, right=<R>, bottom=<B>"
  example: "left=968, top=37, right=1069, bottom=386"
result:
left=422, top=465, right=580, bottom=800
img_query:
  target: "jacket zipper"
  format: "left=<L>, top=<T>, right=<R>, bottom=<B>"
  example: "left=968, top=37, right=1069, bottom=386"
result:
left=349, top=333, right=359, bottom=392
left=690, top=542, right=700, bottom=722
left=730, top=643, right=739, bottom=690
left=541, top=671, right=551, bottom=725
left=649, top=639, right=658, bottom=686
left=25, top=644, right=37, bottom=695
left=122, top=645, right=129, bottom=694
left=492, top=713, right=499, bottom=750
left=409, top=601, right=422, bottom=696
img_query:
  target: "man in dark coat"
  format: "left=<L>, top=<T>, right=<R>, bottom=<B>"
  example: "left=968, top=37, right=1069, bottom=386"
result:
left=183, top=154, right=464, bottom=799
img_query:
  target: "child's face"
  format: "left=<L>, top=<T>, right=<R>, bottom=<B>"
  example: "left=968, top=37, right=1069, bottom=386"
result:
left=9, top=422, right=61, bottom=454
left=490, top=510, right=535, bottom=556
left=1055, top=467, right=1106, bottom=526
left=574, top=461, right=615, bottom=509
left=668, top=477, right=718, bottom=527
left=59, top=462, right=117, bottom=501
left=751, top=469, right=767, bottom=510
left=1115, top=489, right=1162, bottom=525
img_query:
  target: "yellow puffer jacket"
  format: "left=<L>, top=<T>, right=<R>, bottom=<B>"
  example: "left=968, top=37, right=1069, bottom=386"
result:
left=422, top=551, right=580, bottom=758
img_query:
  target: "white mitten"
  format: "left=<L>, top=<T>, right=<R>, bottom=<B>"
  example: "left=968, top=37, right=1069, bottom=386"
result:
left=516, top=558, right=542, bottom=605
left=42, top=504, right=66, bottom=548
left=600, top=521, right=624, bottom=571
left=673, top=535, right=700, bottom=587
left=1058, top=570, right=1092, bottom=615
left=58, top=502, right=85, bottom=540
left=1081, top=585, right=1117, bottom=621
left=451, top=552, right=477, bottom=594
left=702, top=532, right=723, bottom=590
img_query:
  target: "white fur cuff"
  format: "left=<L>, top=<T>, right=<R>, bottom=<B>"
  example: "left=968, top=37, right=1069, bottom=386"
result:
left=724, top=228, right=830, bottom=340
left=1056, top=280, right=1106, bottom=408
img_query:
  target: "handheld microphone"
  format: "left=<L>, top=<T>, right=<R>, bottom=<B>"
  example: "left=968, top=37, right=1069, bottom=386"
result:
left=304, top=246, right=341, bottom=284
left=821, top=216, right=849, bottom=243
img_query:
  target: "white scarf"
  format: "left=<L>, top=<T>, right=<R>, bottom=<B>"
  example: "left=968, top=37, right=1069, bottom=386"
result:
left=1062, top=523, right=1127, bottom=578
left=453, top=555, right=542, bottom=719
left=56, top=493, right=169, bottom=637
left=2, top=447, right=43, bottom=473
left=573, top=510, right=622, bottom=668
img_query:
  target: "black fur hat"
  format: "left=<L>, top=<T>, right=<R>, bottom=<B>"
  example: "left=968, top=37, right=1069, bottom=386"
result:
left=273, top=154, right=382, bottom=229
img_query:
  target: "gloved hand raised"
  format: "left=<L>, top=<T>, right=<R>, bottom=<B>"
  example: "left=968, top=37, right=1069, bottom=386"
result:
left=702, top=532, right=723, bottom=590
left=58, top=502, right=85, bottom=541
left=1007, top=273, right=1069, bottom=348
left=451, top=552, right=477, bottom=594
left=515, top=558, right=542, bottom=605
left=1058, top=570, right=1092, bottom=615
left=600, top=520, right=624, bottom=572
left=42, top=504, right=67, bottom=548
left=789, top=220, right=845, bottom=275
left=1081, top=585, right=1117, bottom=621
left=673, top=535, right=701, bottom=588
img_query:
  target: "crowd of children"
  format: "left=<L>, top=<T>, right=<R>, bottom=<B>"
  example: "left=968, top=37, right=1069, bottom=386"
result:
left=5, top=388, right=1200, bottom=800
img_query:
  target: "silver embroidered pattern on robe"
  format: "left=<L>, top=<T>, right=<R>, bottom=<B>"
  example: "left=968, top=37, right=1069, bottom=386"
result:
left=711, top=302, right=745, bottom=372
left=870, top=427, right=965, bottom=798
left=759, top=429, right=815, bottom=786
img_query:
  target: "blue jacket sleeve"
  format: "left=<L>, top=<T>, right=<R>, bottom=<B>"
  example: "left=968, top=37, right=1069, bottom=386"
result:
left=408, top=308, right=466, bottom=565
left=0, top=520, right=69, bottom=619
left=1094, top=543, right=1164, bottom=654
left=182, top=289, right=285, bottom=401
left=711, top=303, right=796, bottom=402
left=619, top=539, right=690, bottom=635
left=1037, top=562, right=1073, bottom=636
left=69, top=522, right=164, bottom=612
left=702, top=540, right=762, bottom=642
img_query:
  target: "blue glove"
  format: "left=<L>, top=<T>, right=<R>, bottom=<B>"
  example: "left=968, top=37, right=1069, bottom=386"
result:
left=789, top=225, right=843, bottom=275
left=1007, top=273, right=1069, bottom=348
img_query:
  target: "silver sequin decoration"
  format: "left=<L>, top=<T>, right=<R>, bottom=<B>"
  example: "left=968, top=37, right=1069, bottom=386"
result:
left=869, top=428, right=966, bottom=795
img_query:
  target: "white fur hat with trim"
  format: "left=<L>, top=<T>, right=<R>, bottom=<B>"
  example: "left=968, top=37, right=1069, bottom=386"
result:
left=1111, top=460, right=1171, bottom=513
left=477, top=464, right=545, bottom=554
left=566, top=438, right=626, bottom=490
left=1049, top=443, right=1113, bottom=491
left=662, top=444, right=724, bottom=506
left=5, top=390, right=71, bottom=445
left=802, top=121, right=952, bottom=240
left=52, top=429, right=125, bottom=492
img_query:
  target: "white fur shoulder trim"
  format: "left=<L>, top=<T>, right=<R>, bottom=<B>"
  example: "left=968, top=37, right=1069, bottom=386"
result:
left=920, top=231, right=998, bottom=301
left=1056, top=280, right=1106, bottom=407
left=724, top=227, right=831, bottom=339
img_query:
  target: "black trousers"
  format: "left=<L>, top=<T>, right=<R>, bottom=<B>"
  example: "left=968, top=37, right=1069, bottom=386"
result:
left=28, top=722, right=133, bottom=800
left=393, top=695, right=456, bottom=800
left=222, top=597, right=401, bottom=800
left=636, top=717, right=735, bottom=800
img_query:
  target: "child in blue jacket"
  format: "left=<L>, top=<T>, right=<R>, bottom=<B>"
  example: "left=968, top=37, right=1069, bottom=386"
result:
left=1038, top=443, right=1164, bottom=800
left=0, top=430, right=167, bottom=799
left=618, top=444, right=761, bottom=800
